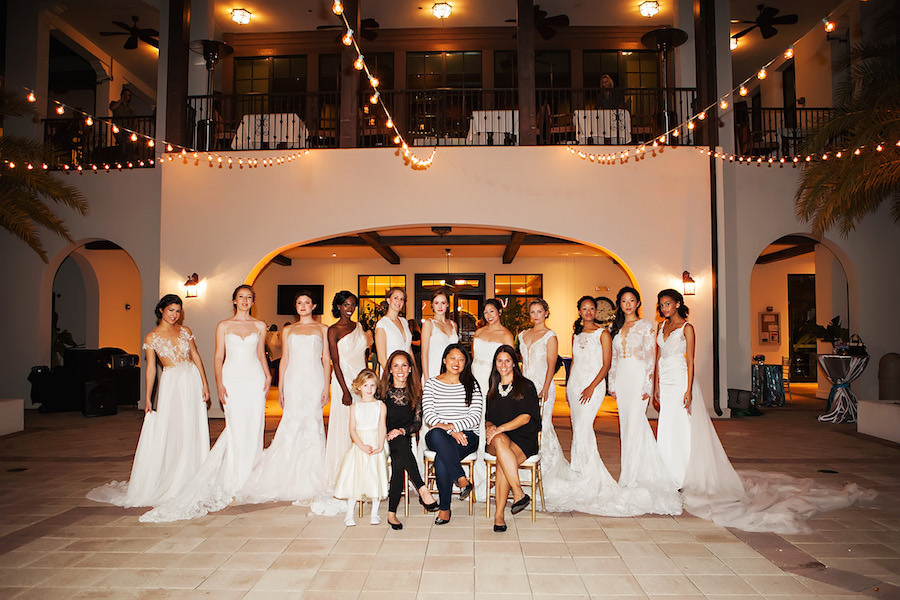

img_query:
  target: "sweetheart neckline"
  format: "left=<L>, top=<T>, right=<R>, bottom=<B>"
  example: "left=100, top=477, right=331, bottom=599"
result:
left=225, top=331, right=260, bottom=341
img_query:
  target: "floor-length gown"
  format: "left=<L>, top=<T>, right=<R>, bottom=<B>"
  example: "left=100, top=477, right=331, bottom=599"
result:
left=376, top=316, right=412, bottom=364
left=657, top=323, right=875, bottom=533
left=87, top=328, right=209, bottom=507
left=333, top=401, right=389, bottom=501
left=423, top=319, right=458, bottom=381
left=609, top=320, right=681, bottom=515
left=323, top=323, right=367, bottom=487
left=519, top=329, right=565, bottom=470
left=238, top=333, right=327, bottom=505
left=471, top=337, right=502, bottom=502
left=140, top=332, right=266, bottom=522
left=543, top=328, right=655, bottom=516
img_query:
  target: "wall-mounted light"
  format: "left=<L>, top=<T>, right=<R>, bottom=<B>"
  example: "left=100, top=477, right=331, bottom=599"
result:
left=184, top=273, right=200, bottom=298
left=682, top=271, right=696, bottom=296
left=730, top=37, right=738, bottom=51
left=639, top=1, right=660, bottom=18
left=231, top=8, right=252, bottom=25
left=432, top=2, right=452, bottom=19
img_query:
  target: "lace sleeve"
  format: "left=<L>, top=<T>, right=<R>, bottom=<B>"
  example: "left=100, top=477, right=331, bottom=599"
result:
left=411, top=394, right=423, bottom=433
left=639, top=321, right=655, bottom=397
left=608, top=335, right=620, bottom=393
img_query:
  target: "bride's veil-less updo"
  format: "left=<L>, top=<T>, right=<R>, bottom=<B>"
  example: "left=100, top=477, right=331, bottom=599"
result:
left=573, top=295, right=596, bottom=335
left=657, top=289, right=690, bottom=319
left=154, top=294, right=183, bottom=324
left=231, top=284, right=255, bottom=313
left=331, top=290, right=359, bottom=318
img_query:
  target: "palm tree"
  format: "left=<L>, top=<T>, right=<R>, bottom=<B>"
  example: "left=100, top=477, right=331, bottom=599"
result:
left=794, top=5, right=900, bottom=236
left=0, top=90, right=88, bottom=262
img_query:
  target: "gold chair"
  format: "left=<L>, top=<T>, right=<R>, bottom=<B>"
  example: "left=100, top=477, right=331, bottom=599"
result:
left=423, top=448, right=477, bottom=515
left=484, top=401, right=546, bottom=522
left=781, top=356, right=793, bottom=403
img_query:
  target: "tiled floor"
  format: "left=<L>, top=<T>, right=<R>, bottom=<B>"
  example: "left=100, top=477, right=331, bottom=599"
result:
left=1, top=383, right=898, bottom=599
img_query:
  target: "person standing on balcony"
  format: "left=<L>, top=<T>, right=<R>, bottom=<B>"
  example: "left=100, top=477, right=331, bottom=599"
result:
left=109, top=86, right=137, bottom=161
left=597, top=74, right=626, bottom=110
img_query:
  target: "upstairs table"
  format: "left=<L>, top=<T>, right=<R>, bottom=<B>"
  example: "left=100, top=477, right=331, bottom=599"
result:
left=466, top=110, right=519, bottom=146
left=231, top=113, right=308, bottom=150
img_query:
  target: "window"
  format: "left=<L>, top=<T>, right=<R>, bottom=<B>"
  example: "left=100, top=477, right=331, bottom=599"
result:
left=319, top=54, right=341, bottom=92
left=362, top=53, right=395, bottom=90
left=494, top=51, right=516, bottom=89
left=358, top=275, right=407, bottom=330
left=583, top=50, right=657, bottom=88
left=234, top=56, right=308, bottom=114
left=407, top=51, right=482, bottom=89
left=535, top=51, right=571, bottom=88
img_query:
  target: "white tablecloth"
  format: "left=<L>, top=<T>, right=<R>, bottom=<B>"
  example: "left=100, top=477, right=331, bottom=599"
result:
left=466, top=110, right=519, bottom=145
left=573, top=109, right=631, bottom=144
left=231, top=113, right=307, bottom=150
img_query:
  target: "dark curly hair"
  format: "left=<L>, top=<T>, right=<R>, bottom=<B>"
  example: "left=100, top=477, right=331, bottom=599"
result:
left=331, top=290, right=359, bottom=318
left=154, top=294, right=182, bottom=324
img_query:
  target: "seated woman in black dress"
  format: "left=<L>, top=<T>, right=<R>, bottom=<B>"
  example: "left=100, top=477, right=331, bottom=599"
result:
left=485, top=344, right=541, bottom=532
left=380, top=350, right=438, bottom=530
left=422, top=343, right=483, bottom=525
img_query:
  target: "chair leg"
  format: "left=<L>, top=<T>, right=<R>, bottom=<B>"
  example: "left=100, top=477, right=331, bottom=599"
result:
left=530, top=464, right=537, bottom=523
left=403, top=470, right=409, bottom=517
left=485, top=461, right=492, bottom=518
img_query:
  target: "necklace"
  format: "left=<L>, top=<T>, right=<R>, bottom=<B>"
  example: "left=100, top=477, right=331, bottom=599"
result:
left=499, top=382, right=513, bottom=397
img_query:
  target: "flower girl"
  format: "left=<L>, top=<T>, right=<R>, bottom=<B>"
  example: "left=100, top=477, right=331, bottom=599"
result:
left=334, top=369, right=389, bottom=526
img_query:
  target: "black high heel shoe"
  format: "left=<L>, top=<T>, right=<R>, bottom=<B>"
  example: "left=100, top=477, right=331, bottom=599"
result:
left=493, top=523, right=507, bottom=533
left=419, top=496, right=439, bottom=512
left=388, top=520, right=403, bottom=530
left=434, top=510, right=451, bottom=525
left=459, top=482, right=474, bottom=501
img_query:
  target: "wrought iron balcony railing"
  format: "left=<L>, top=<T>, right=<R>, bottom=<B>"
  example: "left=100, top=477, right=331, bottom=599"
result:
left=735, top=107, right=836, bottom=159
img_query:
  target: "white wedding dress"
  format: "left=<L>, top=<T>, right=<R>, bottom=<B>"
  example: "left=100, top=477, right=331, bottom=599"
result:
left=238, top=333, right=328, bottom=505
left=423, top=318, right=458, bottom=381
left=657, top=323, right=875, bottom=533
left=376, top=316, right=412, bottom=362
left=87, top=327, right=209, bottom=507
left=323, top=323, right=368, bottom=488
left=543, top=328, right=657, bottom=516
left=609, top=320, right=681, bottom=515
left=519, top=329, right=564, bottom=471
left=471, top=337, right=502, bottom=502
left=140, top=332, right=266, bottom=522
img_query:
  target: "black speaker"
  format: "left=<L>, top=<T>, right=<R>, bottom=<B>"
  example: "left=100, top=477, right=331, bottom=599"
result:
left=112, top=354, right=138, bottom=369
left=727, top=388, right=751, bottom=411
left=82, top=380, right=118, bottom=417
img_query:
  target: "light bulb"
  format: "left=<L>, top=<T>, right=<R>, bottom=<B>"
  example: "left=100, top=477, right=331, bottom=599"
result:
left=130, top=133, right=138, bottom=142
left=386, top=118, right=394, bottom=129
left=698, top=112, right=706, bottom=120
left=720, top=99, right=728, bottom=109
left=354, top=56, right=364, bottom=70
left=342, top=31, right=353, bottom=46
left=166, top=144, right=173, bottom=152
left=784, top=48, right=794, bottom=59
left=672, top=129, right=680, bottom=137
left=56, top=105, right=65, bottom=115
left=854, top=148, right=861, bottom=155
left=757, top=68, right=767, bottom=80
left=26, top=91, right=36, bottom=102
left=112, top=125, right=119, bottom=134
left=739, top=86, right=748, bottom=96
left=147, top=139, right=154, bottom=147
left=876, top=144, right=883, bottom=151
left=332, top=1, right=343, bottom=15
left=639, top=1, right=659, bottom=18
left=85, top=116, right=93, bottom=126
left=687, top=121, right=695, bottom=130
left=730, top=38, right=738, bottom=51
left=824, top=19, right=835, bottom=33
left=369, top=76, right=379, bottom=87
left=393, top=135, right=401, bottom=144
left=369, top=92, right=379, bottom=104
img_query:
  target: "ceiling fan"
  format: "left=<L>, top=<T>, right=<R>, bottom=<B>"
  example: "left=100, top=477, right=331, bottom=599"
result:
left=731, top=4, right=798, bottom=40
left=505, top=4, right=570, bottom=40
left=317, top=18, right=380, bottom=41
left=99, top=16, right=159, bottom=50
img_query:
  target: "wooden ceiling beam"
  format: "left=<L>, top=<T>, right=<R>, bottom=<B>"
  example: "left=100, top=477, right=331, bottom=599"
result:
left=271, top=254, right=292, bottom=266
left=755, top=243, right=815, bottom=265
left=359, top=231, right=400, bottom=264
left=502, top=231, right=527, bottom=264
left=306, top=234, right=579, bottom=247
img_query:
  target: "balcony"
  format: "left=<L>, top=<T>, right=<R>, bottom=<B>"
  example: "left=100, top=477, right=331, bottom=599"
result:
left=735, top=107, right=836, bottom=160
left=185, top=86, right=699, bottom=151
left=42, top=116, right=156, bottom=169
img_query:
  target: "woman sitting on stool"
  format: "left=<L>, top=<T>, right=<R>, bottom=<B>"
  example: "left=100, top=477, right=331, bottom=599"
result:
left=485, top=345, right=541, bottom=532
left=422, top=343, right=483, bottom=525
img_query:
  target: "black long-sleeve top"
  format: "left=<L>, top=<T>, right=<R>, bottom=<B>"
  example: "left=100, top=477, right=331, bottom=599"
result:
left=382, top=386, right=422, bottom=435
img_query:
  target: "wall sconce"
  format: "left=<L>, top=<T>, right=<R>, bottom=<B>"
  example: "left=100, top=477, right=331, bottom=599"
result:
left=184, top=273, right=199, bottom=298
left=231, top=8, right=252, bottom=25
left=639, top=1, right=660, bottom=18
left=730, top=37, right=738, bottom=51
left=432, top=2, right=452, bottom=19
left=682, top=271, right=696, bottom=296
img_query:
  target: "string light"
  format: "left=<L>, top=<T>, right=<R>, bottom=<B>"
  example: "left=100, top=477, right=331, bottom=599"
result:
left=332, top=1, right=343, bottom=15
left=784, top=47, right=794, bottom=59
left=26, top=91, right=36, bottom=103
left=56, top=105, right=65, bottom=115
left=342, top=31, right=354, bottom=46
left=823, top=19, right=836, bottom=33
left=85, top=116, right=93, bottom=126
left=354, top=56, right=364, bottom=70
left=719, top=99, right=728, bottom=110
left=739, top=86, right=748, bottom=97
left=757, top=68, right=767, bottom=80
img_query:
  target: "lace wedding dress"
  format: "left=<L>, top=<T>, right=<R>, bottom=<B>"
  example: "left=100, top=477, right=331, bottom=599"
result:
left=609, top=320, right=681, bottom=515
left=87, top=327, right=209, bottom=507
left=238, top=333, right=328, bottom=505
left=140, top=332, right=266, bottom=522
left=519, top=329, right=564, bottom=470
left=657, top=323, right=875, bottom=533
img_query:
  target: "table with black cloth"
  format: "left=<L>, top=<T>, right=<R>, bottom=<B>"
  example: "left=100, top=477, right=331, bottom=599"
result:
left=751, top=363, right=785, bottom=407
left=485, top=380, right=542, bottom=457
left=818, top=354, right=870, bottom=424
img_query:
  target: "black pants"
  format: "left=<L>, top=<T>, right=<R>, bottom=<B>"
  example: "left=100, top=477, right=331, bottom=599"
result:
left=387, top=434, right=425, bottom=513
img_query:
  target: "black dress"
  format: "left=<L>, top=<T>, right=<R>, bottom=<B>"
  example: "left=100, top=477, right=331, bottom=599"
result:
left=485, top=379, right=542, bottom=457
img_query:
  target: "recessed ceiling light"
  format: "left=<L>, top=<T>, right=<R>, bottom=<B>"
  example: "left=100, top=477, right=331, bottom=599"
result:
left=231, top=8, right=252, bottom=25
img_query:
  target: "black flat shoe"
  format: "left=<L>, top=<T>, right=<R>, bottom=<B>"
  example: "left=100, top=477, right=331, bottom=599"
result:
left=388, top=520, right=403, bottom=530
left=493, top=523, right=507, bottom=533
left=434, top=511, right=451, bottom=525
left=419, top=497, right=439, bottom=512
left=510, top=494, right=531, bottom=515
left=459, top=482, right=474, bottom=501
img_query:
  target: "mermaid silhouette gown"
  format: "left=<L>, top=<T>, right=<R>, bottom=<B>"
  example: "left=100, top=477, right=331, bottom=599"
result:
left=519, top=329, right=563, bottom=470
left=140, top=331, right=266, bottom=522
left=87, top=327, right=209, bottom=507
left=608, top=320, right=680, bottom=515
left=323, top=323, right=368, bottom=488
left=238, top=333, right=328, bottom=504
left=657, top=323, right=875, bottom=533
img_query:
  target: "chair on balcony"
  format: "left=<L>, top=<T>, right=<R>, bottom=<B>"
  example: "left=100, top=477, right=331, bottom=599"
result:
left=312, top=103, right=337, bottom=148
left=539, top=104, right=574, bottom=144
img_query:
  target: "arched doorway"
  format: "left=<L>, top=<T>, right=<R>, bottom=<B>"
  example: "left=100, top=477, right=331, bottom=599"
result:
left=749, top=235, right=850, bottom=400
left=51, top=240, right=143, bottom=366
left=245, top=225, right=636, bottom=418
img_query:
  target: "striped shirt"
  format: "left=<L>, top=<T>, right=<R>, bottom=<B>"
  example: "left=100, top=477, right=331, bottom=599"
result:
left=422, top=378, right=484, bottom=433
